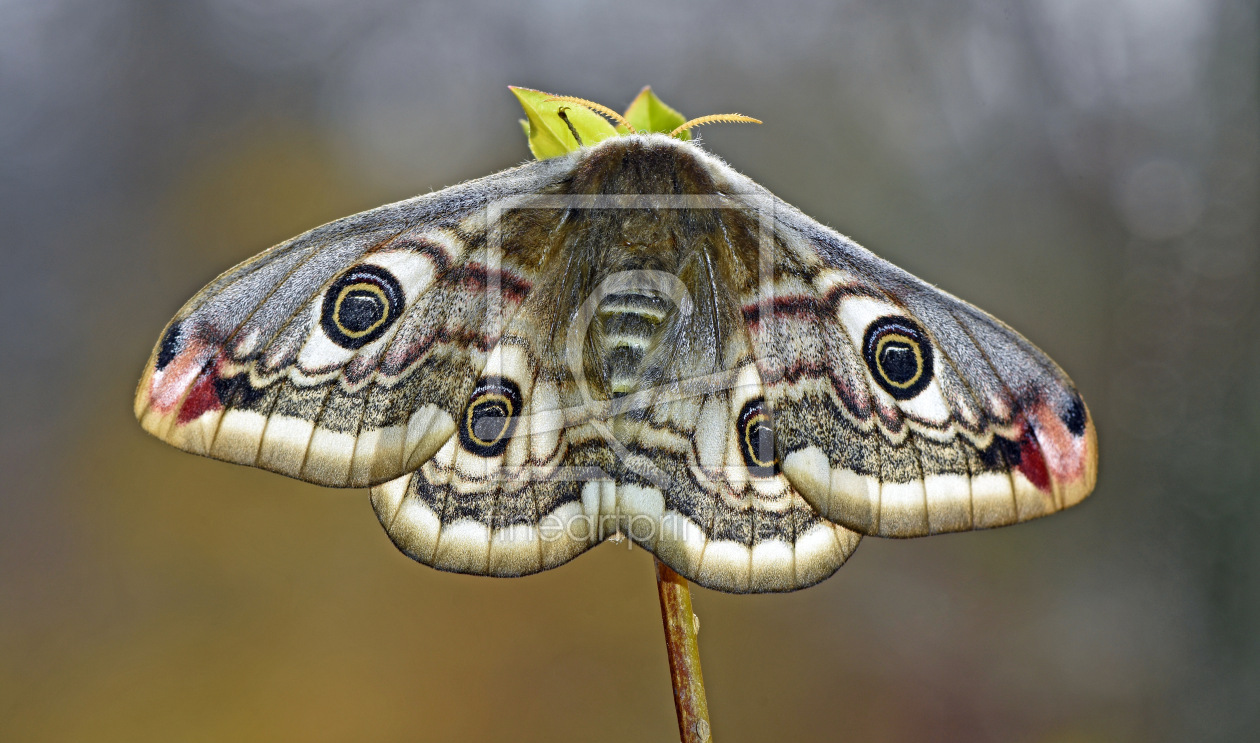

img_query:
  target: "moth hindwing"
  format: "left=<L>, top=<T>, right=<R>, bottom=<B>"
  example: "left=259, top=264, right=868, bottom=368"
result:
left=137, top=133, right=1097, bottom=593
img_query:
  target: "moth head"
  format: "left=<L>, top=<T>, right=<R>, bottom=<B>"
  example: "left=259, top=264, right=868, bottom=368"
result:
left=862, top=316, right=935, bottom=400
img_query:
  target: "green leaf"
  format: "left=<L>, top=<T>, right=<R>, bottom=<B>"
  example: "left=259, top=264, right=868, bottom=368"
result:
left=511, top=86, right=620, bottom=160
left=621, top=86, right=691, bottom=141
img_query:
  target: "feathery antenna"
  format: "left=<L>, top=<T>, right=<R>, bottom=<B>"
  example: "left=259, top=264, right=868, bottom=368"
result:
left=670, top=114, right=762, bottom=137
left=544, top=95, right=637, bottom=132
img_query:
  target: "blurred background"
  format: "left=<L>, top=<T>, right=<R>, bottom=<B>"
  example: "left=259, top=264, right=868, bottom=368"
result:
left=1, top=1, right=1256, bottom=740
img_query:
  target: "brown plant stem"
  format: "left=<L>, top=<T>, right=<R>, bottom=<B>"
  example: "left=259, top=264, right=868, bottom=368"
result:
left=654, top=558, right=712, bottom=743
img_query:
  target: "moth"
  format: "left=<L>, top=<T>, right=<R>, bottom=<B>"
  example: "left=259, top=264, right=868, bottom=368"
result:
left=136, top=116, right=1097, bottom=593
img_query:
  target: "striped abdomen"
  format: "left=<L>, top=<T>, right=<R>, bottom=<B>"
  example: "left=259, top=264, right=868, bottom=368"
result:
left=594, top=291, right=672, bottom=396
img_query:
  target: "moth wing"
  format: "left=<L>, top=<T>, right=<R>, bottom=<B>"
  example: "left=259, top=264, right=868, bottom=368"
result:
left=135, top=155, right=579, bottom=487
left=369, top=293, right=616, bottom=577
left=369, top=396, right=614, bottom=579
left=743, top=198, right=1098, bottom=537
left=607, top=361, right=861, bottom=593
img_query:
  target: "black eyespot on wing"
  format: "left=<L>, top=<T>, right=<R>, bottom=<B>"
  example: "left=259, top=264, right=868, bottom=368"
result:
left=213, top=373, right=267, bottom=409
left=1062, top=393, right=1087, bottom=436
left=156, top=322, right=182, bottom=370
left=320, top=264, right=404, bottom=349
left=459, top=377, right=523, bottom=457
left=738, top=398, right=777, bottom=478
left=862, top=316, right=934, bottom=400
left=979, top=434, right=1022, bottom=470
